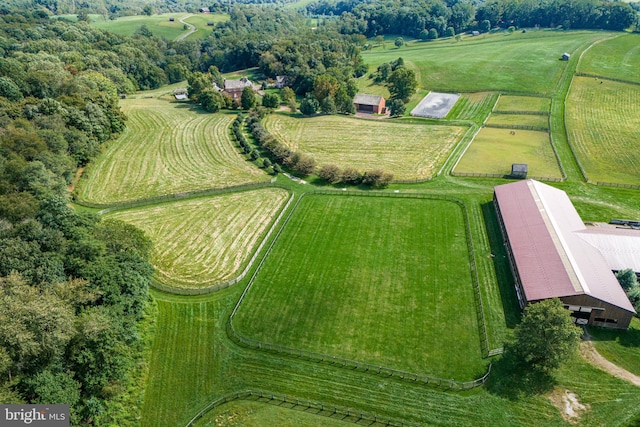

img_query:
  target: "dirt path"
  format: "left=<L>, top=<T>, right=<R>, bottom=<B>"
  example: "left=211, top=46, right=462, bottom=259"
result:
left=176, top=14, right=196, bottom=42
left=580, top=333, right=640, bottom=386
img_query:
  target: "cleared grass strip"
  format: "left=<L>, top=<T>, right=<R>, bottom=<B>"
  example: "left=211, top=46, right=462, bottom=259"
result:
left=446, top=92, right=498, bottom=124
left=107, top=188, right=289, bottom=289
left=264, top=113, right=465, bottom=180
left=76, top=99, right=266, bottom=204
left=494, top=95, right=550, bottom=113
left=566, top=77, right=640, bottom=185
left=454, top=127, right=562, bottom=179
left=486, top=114, right=549, bottom=129
left=577, top=33, right=640, bottom=83
left=233, top=195, right=486, bottom=380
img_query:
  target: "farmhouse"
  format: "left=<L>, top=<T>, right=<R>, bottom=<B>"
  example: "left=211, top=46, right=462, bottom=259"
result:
left=494, top=179, right=636, bottom=329
left=353, top=94, right=387, bottom=114
left=275, top=75, right=289, bottom=88
left=218, top=77, right=254, bottom=100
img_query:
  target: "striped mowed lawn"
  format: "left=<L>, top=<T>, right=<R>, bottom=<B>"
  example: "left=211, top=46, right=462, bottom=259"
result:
left=454, top=127, right=562, bottom=178
left=577, top=33, right=640, bottom=83
left=263, top=113, right=465, bottom=180
left=76, top=99, right=266, bottom=204
left=485, top=114, right=549, bottom=128
left=566, top=77, right=640, bottom=185
left=233, top=195, right=486, bottom=380
left=107, top=188, right=289, bottom=289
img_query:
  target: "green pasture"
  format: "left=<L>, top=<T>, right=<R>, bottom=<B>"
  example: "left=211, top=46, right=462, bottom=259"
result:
left=194, top=400, right=352, bottom=427
left=494, top=96, right=551, bottom=113
left=446, top=92, right=499, bottom=123
left=577, top=33, right=640, bottom=83
left=454, top=128, right=562, bottom=178
left=106, top=188, right=289, bottom=289
left=588, top=317, right=640, bottom=376
left=362, top=31, right=610, bottom=93
left=486, top=114, right=549, bottom=129
left=89, top=13, right=227, bottom=40
left=263, top=113, right=466, bottom=180
left=233, top=195, right=486, bottom=380
left=76, top=98, right=267, bottom=204
left=566, top=77, right=640, bottom=185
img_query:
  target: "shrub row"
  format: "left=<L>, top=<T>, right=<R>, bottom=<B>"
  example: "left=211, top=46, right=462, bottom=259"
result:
left=318, top=164, right=393, bottom=188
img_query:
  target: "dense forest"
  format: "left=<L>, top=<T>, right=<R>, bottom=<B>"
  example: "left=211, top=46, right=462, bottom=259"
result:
left=0, top=9, right=157, bottom=425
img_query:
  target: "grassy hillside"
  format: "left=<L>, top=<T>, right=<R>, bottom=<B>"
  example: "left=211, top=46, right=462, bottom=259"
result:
left=361, top=31, right=608, bottom=93
left=76, top=98, right=267, bottom=204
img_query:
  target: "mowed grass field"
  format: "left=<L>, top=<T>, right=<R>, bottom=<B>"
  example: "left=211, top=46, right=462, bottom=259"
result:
left=454, top=128, right=562, bottom=178
left=106, top=188, right=289, bottom=289
left=588, top=317, right=640, bottom=376
left=486, top=114, right=549, bottom=128
left=263, top=113, right=465, bottom=180
left=89, top=13, right=228, bottom=40
left=494, top=96, right=550, bottom=113
left=194, top=401, right=352, bottom=427
left=577, top=33, right=640, bottom=83
left=566, top=76, right=640, bottom=185
left=361, top=31, right=609, bottom=93
left=233, top=195, right=486, bottom=380
left=76, top=98, right=266, bottom=204
left=446, top=92, right=498, bottom=123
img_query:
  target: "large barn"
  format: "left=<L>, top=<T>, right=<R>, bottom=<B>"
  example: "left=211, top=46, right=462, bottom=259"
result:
left=494, top=179, right=636, bottom=329
left=353, top=94, right=386, bottom=114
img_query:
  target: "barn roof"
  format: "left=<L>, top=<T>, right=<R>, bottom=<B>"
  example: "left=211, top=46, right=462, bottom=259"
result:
left=494, top=180, right=635, bottom=313
left=354, top=94, right=384, bottom=106
left=576, top=227, right=640, bottom=274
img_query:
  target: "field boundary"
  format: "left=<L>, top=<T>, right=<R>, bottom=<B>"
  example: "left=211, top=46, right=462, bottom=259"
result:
left=575, top=72, right=640, bottom=87
left=148, top=189, right=295, bottom=295
left=228, top=190, right=499, bottom=389
left=483, top=123, right=549, bottom=132
left=74, top=180, right=277, bottom=213
left=184, top=389, right=433, bottom=427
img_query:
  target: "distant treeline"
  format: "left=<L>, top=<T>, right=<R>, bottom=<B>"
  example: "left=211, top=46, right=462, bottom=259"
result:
left=308, top=0, right=638, bottom=36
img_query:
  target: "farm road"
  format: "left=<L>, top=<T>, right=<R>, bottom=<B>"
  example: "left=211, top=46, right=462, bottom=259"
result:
left=176, top=14, right=196, bottom=42
left=581, top=330, right=640, bottom=386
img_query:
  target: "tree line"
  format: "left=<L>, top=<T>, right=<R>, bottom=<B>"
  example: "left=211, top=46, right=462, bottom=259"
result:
left=0, top=9, right=155, bottom=425
left=309, top=0, right=638, bottom=38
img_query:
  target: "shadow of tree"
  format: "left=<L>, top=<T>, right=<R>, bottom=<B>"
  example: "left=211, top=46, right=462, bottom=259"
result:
left=485, top=347, right=556, bottom=400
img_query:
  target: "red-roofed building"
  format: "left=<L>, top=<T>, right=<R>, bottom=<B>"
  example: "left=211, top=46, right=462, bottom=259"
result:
left=494, top=180, right=635, bottom=329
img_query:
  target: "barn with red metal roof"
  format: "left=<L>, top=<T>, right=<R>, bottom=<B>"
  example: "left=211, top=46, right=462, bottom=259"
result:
left=494, top=179, right=635, bottom=329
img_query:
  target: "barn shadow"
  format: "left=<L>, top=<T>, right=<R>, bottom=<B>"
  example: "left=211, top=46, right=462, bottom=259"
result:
left=586, top=325, right=640, bottom=348
left=481, top=201, right=521, bottom=328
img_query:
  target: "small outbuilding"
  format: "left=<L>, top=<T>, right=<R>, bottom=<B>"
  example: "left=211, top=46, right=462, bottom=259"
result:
left=353, top=94, right=386, bottom=114
left=561, top=52, right=570, bottom=61
left=199, top=7, right=210, bottom=13
left=510, top=163, right=528, bottom=179
left=471, top=31, right=480, bottom=36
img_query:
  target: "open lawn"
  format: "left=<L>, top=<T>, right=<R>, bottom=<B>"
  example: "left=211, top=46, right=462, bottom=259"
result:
left=566, top=76, right=640, bottom=185
left=233, top=195, right=486, bottom=380
left=486, top=114, right=549, bottom=129
left=362, top=31, right=609, bottom=93
left=89, top=13, right=228, bottom=40
left=76, top=98, right=267, bottom=204
left=577, top=33, right=640, bottom=83
left=454, top=128, right=562, bottom=178
left=106, top=188, right=289, bottom=290
left=494, top=96, right=551, bottom=113
left=263, top=113, right=465, bottom=180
